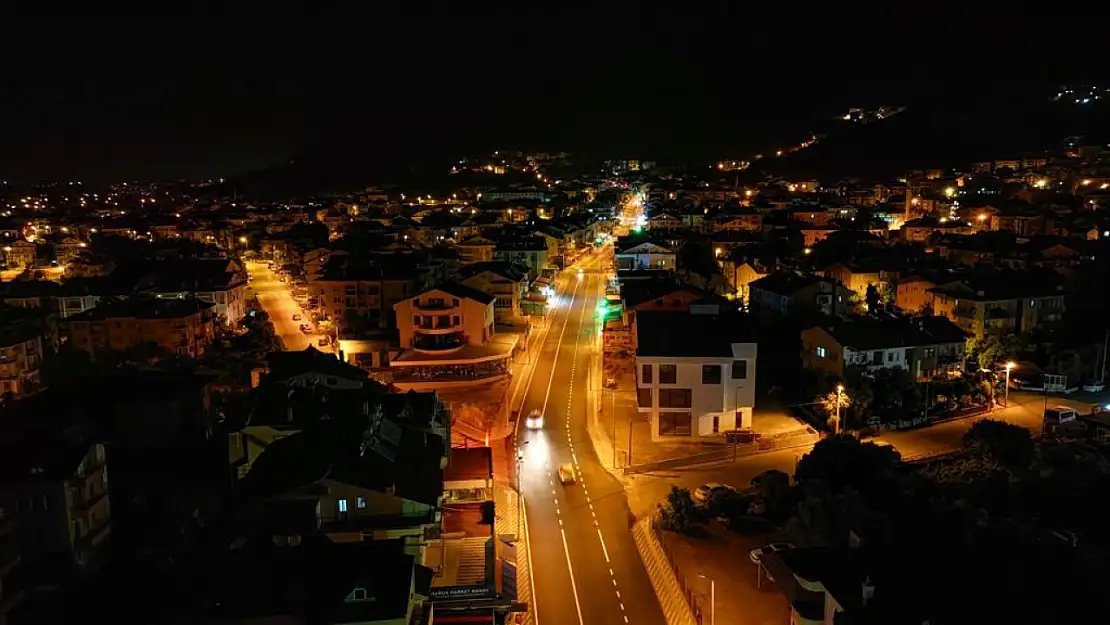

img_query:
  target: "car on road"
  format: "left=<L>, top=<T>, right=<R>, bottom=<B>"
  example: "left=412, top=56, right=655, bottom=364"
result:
left=558, top=463, right=576, bottom=485
left=292, top=314, right=302, bottom=321
left=525, top=410, right=544, bottom=430
left=577, top=268, right=584, bottom=278
left=693, top=483, right=735, bottom=506
left=749, top=542, right=794, bottom=581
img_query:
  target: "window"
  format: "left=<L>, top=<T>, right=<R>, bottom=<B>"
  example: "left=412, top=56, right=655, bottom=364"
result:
left=702, top=364, right=722, bottom=384
left=413, top=315, right=420, bottom=326
left=338, top=499, right=348, bottom=513
left=641, top=364, right=653, bottom=384
left=453, top=298, right=460, bottom=307
left=731, top=360, right=748, bottom=380
left=357, top=497, right=366, bottom=509
left=658, top=412, right=693, bottom=436
left=659, top=364, right=677, bottom=384
left=815, top=346, right=827, bottom=359
left=637, top=388, right=652, bottom=407
left=872, top=350, right=882, bottom=363
left=712, top=415, right=720, bottom=434
left=659, top=388, right=692, bottom=408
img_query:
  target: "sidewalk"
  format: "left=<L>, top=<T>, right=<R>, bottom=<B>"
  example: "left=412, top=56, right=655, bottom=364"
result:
left=492, top=480, right=534, bottom=625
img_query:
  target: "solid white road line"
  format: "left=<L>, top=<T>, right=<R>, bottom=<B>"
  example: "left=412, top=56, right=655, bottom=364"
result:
left=560, top=528, right=587, bottom=625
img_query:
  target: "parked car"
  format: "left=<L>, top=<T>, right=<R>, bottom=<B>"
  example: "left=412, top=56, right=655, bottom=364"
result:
left=749, top=542, right=794, bottom=581
left=292, top=314, right=302, bottom=321
left=525, top=410, right=545, bottom=430
left=693, top=483, right=735, bottom=506
left=558, top=463, right=576, bottom=485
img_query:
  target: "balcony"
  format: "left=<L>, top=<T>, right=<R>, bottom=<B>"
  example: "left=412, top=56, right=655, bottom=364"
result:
left=415, top=316, right=460, bottom=334
left=415, top=298, right=459, bottom=312
left=413, top=333, right=465, bottom=354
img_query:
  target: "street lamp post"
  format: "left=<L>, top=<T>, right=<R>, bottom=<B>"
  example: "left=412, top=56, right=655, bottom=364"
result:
left=515, top=442, right=528, bottom=539
left=834, top=384, right=844, bottom=435
left=1004, top=361, right=1015, bottom=407
left=697, top=573, right=715, bottom=625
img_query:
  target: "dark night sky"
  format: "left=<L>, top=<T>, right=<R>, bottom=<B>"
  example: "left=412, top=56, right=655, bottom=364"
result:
left=1, top=12, right=1104, bottom=184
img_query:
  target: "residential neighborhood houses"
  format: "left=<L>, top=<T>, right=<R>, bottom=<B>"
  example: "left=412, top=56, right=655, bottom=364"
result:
left=0, top=134, right=1108, bottom=625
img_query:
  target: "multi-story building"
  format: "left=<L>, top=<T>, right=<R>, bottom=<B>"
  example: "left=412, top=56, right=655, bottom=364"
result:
left=801, top=316, right=967, bottom=381
left=0, top=435, right=111, bottom=575
left=308, top=258, right=432, bottom=331
left=64, top=298, right=216, bottom=359
left=748, top=271, right=853, bottom=320
left=0, top=333, right=43, bottom=400
left=928, top=271, right=1066, bottom=338
left=391, top=284, right=518, bottom=389
left=1, top=240, right=35, bottom=270
left=493, top=237, right=548, bottom=278
left=145, top=259, right=249, bottom=325
left=635, top=307, right=757, bottom=441
left=458, top=261, right=529, bottom=324
left=717, top=256, right=772, bottom=305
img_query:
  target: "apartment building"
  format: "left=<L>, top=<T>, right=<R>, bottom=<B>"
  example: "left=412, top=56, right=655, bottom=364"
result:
left=65, top=298, right=216, bottom=359
left=614, top=239, right=676, bottom=271
left=309, top=257, right=432, bottom=331
left=928, top=271, right=1066, bottom=337
left=802, top=316, right=967, bottom=381
left=458, top=261, right=529, bottom=324
left=635, top=307, right=757, bottom=442
left=0, top=333, right=43, bottom=400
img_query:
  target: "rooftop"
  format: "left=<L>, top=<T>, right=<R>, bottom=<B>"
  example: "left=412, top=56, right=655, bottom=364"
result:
left=636, top=309, right=754, bottom=358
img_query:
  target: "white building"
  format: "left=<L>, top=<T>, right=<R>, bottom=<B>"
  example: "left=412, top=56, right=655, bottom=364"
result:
left=615, top=240, right=676, bottom=271
left=635, top=307, right=756, bottom=442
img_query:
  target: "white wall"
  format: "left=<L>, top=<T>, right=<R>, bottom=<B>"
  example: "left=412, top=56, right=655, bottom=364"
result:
left=637, top=341, right=757, bottom=441
left=844, top=346, right=908, bottom=371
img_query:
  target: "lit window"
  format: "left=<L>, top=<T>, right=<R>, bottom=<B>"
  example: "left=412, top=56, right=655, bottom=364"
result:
left=816, top=347, right=828, bottom=358
left=357, top=497, right=366, bottom=509
left=338, top=499, right=348, bottom=513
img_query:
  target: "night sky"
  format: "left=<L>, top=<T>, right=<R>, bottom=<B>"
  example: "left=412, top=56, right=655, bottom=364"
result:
left=1, top=13, right=1104, bottom=184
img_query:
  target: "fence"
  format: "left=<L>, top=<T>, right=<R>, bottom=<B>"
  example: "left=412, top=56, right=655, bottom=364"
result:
left=650, top=516, right=709, bottom=625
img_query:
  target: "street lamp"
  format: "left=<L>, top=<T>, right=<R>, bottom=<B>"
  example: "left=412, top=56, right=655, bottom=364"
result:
left=834, top=384, right=844, bottom=435
left=1004, top=362, right=1015, bottom=407
left=697, top=573, right=715, bottom=625
left=515, top=442, right=529, bottom=538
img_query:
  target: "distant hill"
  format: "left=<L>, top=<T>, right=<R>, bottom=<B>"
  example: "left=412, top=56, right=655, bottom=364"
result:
left=761, top=93, right=1110, bottom=181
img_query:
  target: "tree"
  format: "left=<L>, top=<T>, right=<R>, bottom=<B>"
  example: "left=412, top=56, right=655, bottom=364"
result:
left=963, top=419, right=1035, bottom=472
left=795, top=435, right=902, bottom=503
left=966, top=334, right=1019, bottom=370
left=865, top=283, right=881, bottom=312
left=657, top=486, right=699, bottom=533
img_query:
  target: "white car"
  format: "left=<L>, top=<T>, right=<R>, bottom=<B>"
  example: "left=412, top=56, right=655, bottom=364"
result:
left=525, top=410, right=544, bottom=430
left=558, top=463, right=576, bottom=485
left=577, top=268, right=584, bottom=278
left=749, top=542, right=794, bottom=581
left=692, top=483, right=735, bottom=506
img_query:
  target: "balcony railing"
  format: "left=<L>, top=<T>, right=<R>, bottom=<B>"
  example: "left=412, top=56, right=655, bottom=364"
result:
left=415, top=300, right=457, bottom=311
left=413, top=335, right=464, bottom=352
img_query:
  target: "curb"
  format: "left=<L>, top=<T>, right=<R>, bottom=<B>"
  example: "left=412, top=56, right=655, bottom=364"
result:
left=632, top=517, right=698, bottom=625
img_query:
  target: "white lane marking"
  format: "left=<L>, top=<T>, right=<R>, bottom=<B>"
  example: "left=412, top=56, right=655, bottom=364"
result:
left=559, top=528, right=587, bottom=625
left=597, top=528, right=611, bottom=563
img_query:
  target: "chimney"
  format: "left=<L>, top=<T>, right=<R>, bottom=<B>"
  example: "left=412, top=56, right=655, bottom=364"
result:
left=861, top=576, right=876, bottom=606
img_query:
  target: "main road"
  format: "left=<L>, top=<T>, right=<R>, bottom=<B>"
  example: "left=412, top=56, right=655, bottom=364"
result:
left=514, top=248, right=666, bottom=625
left=244, top=260, right=333, bottom=353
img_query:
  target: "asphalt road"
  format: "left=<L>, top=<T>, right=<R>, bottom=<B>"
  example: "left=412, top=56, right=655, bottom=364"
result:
left=516, top=250, right=666, bottom=625
left=244, top=261, right=332, bottom=353
left=622, top=391, right=1106, bottom=519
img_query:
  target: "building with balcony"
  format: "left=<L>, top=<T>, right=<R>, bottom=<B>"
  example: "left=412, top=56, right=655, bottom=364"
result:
left=635, top=307, right=757, bottom=442
left=801, top=316, right=967, bottom=381
left=308, top=257, right=432, bottom=332
left=454, top=236, right=496, bottom=264
left=0, top=241, right=35, bottom=270
left=748, top=271, right=853, bottom=320
left=64, top=298, right=216, bottom=359
left=458, top=261, right=528, bottom=324
left=614, top=238, right=676, bottom=271
left=0, top=433, right=111, bottom=579
left=928, top=270, right=1066, bottom=338
left=493, top=237, right=548, bottom=279
left=391, top=284, right=519, bottom=390
left=0, top=331, right=43, bottom=401
left=143, top=259, right=249, bottom=325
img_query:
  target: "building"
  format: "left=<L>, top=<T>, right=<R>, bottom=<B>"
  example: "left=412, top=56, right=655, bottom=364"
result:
left=0, top=332, right=43, bottom=400
left=894, top=274, right=939, bottom=314
left=801, top=316, right=967, bottom=381
left=391, top=284, right=519, bottom=389
left=928, top=271, right=1066, bottom=337
left=309, top=257, right=432, bottom=331
left=493, top=237, right=548, bottom=278
left=64, top=298, right=216, bottom=359
left=635, top=307, right=757, bottom=441
left=615, top=238, right=677, bottom=271
left=454, top=236, right=496, bottom=265
left=1, top=241, right=35, bottom=270
left=717, top=256, right=772, bottom=305
left=748, top=271, right=853, bottom=319
left=457, top=261, right=529, bottom=325
left=145, top=259, right=249, bottom=325
left=0, top=433, right=111, bottom=577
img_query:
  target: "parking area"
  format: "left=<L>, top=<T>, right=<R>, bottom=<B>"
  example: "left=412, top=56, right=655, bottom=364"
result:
left=657, top=520, right=791, bottom=625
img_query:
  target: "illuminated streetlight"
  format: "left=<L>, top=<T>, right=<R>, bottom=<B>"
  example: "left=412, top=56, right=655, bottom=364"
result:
left=834, top=385, right=845, bottom=434
left=1004, top=362, right=1015, bottom=407
left=944, top=187, right=956, bottom=198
